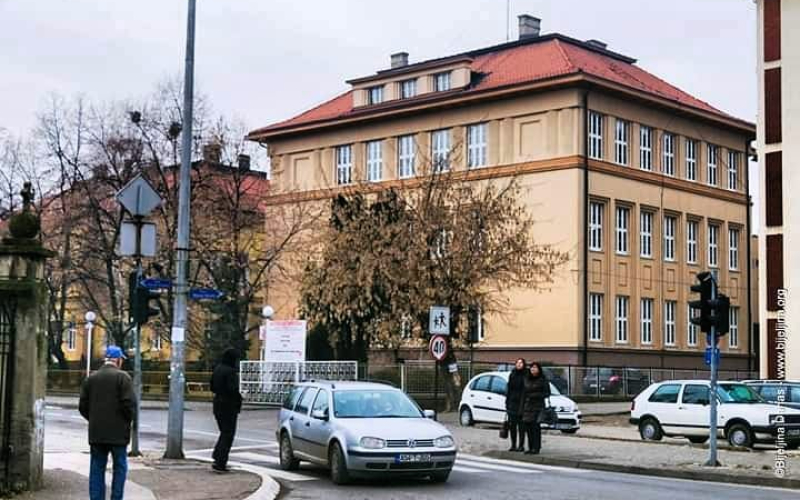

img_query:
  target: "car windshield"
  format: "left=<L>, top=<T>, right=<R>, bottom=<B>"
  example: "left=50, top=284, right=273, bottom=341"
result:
left=718, top=384, right=764, bottom=404
left=333, top=390, right=423, bottom=419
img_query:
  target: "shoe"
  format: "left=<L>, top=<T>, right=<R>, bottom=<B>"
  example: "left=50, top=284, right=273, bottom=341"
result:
left=508, top=446, right=517, bottom=452
left=524, top=450, right=540, bottom=455
left=212, top=464, right=230, bottom=473
left=514, top=447, right=525, bottom=452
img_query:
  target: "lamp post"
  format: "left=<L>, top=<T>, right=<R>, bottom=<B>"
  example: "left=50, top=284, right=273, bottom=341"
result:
left=84, top=311, right=96, bottom=377
left=260, top=306, right=274, bottom=361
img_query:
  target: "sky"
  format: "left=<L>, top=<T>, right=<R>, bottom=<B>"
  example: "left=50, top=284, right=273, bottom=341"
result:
left=0, top=0, right=759, bottom=224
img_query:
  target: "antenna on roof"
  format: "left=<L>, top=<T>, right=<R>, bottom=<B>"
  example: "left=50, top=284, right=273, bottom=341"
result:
left=506, top=0, right=511, bottom=41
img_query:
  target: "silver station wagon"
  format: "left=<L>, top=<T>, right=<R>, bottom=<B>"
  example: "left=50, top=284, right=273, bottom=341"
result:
left=277, top=381, right=457, bottom=484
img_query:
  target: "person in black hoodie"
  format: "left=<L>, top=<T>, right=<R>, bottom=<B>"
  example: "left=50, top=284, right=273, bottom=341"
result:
left=505, top=358, right=527, bottom=451
left=210, top=348, right=243, bottom=472
left=520, top=362, right=550, bottom=454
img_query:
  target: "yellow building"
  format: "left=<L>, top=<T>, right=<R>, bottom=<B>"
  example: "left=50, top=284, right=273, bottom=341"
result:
left=249, top=16, right=756, bottom=369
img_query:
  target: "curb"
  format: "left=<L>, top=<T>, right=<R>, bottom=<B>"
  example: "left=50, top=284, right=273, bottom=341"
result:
left=190, top=456, right=280, bottom=500
left=484, top=450, right=800, bottom=490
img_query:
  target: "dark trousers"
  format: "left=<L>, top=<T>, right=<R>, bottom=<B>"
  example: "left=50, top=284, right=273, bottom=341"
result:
left=89, top=444, right=127, bottom=500
left=507, top=413, right=523, bottom=449
left=524, top=411, right=542, bottom=452
left=212, top=405, right=238, bottom=467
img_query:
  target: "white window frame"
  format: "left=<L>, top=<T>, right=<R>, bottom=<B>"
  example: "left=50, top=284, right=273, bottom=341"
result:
left=590, top=293, right=603, bottom=342
left=640, top=211, right=653, bottom=258
left=708, top=223, right=719, bottom=268
left=687, top=303, right=699, bottom=347
left=687, top=220, right=699, bottom=265
left=367, top=85, right=384, bottom=105
left=728, top=150, right=738, bottom=191
left=615, top=296, right=629, bottom=344
left=588, top=111, right=604, bottom=160
left=434, top=71, right=451, bottom=92
left=398, top=135, right=416, bottom=179
left=685, top=138, right=697, bottom=181
left=589, top=201, right=604, bottom=252
left=707, top=144, right=718, bottom=186
left=66, top=324, right=77, bottom=351
left=729, top=307, right=739, bottom=348
left=614, top=119, right=629, bottom=166
left=729, top=227, right=740, bottom=271
left=336, top=145, right=352, bottom=185
left=639, top=125, right=652, bottom=171
left=664, top=301, right=676, bottom=347
left=640, top=298, right=654, bottom=345
left=153, top=332, right=162, bottom=351
left=366, top=140, right=383, bottom=182
left=467, top=123, right=487, bottom=169
left=662, top=132, right=675, bottom=176
left=663, top=215, right=676, bottom=262
left=431, top=129, right=451, bottom=173
left=400, top=79, right=417, bottom=99
left=615, top=206, right=630, bottom=255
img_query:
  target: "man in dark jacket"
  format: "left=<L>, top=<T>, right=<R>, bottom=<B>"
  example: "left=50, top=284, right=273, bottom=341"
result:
left=505, top=358, right=527, bottom=451
left=210, top=348, right=243, bottom=472
left=520, top=362, right=551, bottom=454
left=79, top=345, right=135, bottom=500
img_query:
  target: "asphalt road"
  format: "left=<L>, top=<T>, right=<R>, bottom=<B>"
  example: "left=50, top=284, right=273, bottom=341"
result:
left=45, top=404, right=797, bottom=500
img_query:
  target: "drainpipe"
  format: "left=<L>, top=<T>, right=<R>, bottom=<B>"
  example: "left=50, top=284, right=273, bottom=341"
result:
left=745, top=139, right=754, bottom=373
left=582, top=89, right=590, bottom=367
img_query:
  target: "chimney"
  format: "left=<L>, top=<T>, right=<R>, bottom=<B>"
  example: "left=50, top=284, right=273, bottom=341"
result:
left=586, top=39, right=608, bottom=50
left=237, top=154, right=251, bottom=171
left=202, top=143, right=221, bottom=163
left=518, top=15, right=541, bottom=40
left=391, top=52, right=409, bottom=69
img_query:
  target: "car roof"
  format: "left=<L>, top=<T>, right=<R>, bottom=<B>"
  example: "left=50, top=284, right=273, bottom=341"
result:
left=652, top=380, right=748, bottom=385
left=297, top=380, right=400, bottom=391
left=743, top=379, right=800, bottom=384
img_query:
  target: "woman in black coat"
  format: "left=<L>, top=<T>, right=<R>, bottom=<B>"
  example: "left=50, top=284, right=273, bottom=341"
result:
left=520, top=362, right=551, bottom=454
left=505, top=358, right=527, bottom=451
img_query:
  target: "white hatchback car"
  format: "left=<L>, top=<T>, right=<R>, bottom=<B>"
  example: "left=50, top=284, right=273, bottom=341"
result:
left=458, top=371, right=581, bottom=433
left=630, top=380, right=800, bottom=448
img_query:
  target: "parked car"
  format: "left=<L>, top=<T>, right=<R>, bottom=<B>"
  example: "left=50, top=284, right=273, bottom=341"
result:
left=277, top=381, right=456, bottom=485
left=582, top=368, right=649, bottom=396
left=630, top=380, right=800, bottom=448
left=744, top=380, right=800, bottom=410
left=458, top=371, right=581, bottom=433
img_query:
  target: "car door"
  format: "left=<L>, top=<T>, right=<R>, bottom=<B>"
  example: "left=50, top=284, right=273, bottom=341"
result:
left=643, top=383, right=682, bottom=435
left=291, top=387, right=318, bottom=457
left=673, top=384, right=710, bottom=436
left=304, top=389, right=331, bottom=463
left=467, top=375, right=493, bottom=422
left=486, top=376, right=509, bottom=423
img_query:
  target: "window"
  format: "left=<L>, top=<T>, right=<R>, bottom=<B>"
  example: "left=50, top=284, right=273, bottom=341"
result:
left=589, top=202, right=604, bottom=251
left=728, top=150, right=738, bottom=190
left=708, top=223, right=719, bottom=268
left=398, top=135, right=416, bottom=178
left=685, top=138, right=697, bottom=181
left=707, top=144, right=718, bottom=186
left=688, top=303, right=699, bottom=346
left=367, top=85, right=383, bottom=105
left=295, top=387, right=318, bottom=414
left=615, top=296, right=629, bottom=343
left=312, top=389, right=329, bottom=415
left=687, top=220, right=699, bottom=264
left=589, top=293, right=603, bottom=341
left=283, top=386, right=305, bottom=410
left=662, top=133, right=675, bottom=176
left=649, top=384, right=681, bottom=403
left=432, top=229, right=452, bottom=259
left=336, top=145, right=352, bottom=185
left=682, top=385, right=710, bottom=405
left=588, top=112, right=604, bottom=160
left=640, top=298, right=653, bottom=345
left=467, top=123, right=487, bottom=168
left=400, top=316, right=412, bottom=339
left=640, top=211, right=653, bottom=258
left=614, top=119, right=629, bottom=165
left=663, top=215, right=676, bottom=262
left=431, top=129, right=451, bottom=172
left=729, top=228, right=740, bottom=271
left=664, top=301, right=676, bottom=346
left=434, top=71, right=451, bottom=92
left=729, top=306, right=739, bottom=348
left=400, top=79, right=417, bottom=99
left=471, top=375, right=491, bottom=392
left=615, top=206, right=629, bottom=255
left=639, top=125, right=652, bottom=171
left=490, top=376, right=507, bottom=396
left=152, top=332, right=162, bottom=351
left=66, top=323, right=77, bottom=351
left=366, top=140, right=383, bottom=182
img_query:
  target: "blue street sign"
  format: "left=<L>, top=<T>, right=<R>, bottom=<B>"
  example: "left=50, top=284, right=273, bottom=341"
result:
left=140, top=278, right=172, bottom=290
left=189, top=288, right=225, bottom=300
left=704, top=347, right=720, bottom=366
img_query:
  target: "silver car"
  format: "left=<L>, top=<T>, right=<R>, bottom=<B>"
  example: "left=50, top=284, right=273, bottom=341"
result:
left=276, top=381, right=457, bottom=484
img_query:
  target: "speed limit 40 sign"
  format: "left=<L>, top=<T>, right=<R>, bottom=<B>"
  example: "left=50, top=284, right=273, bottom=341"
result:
left=429, top=335, right=448, bottom=361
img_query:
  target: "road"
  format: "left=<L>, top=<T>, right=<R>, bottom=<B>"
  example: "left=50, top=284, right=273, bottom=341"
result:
left=46, top=404, right=796, bottom=500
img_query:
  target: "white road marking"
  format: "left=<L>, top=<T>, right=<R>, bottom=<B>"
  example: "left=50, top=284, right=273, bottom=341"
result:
left=458, top=453, right=590, bottom=474
left=231, top=451, right=280, bottom=464
left=184, top=428, right=273, bottom=444
left=456, top=459, right=543, bottom=474
left=187, top=443, right=277, bottom=455
left=452, top=465, right=488, bottom=474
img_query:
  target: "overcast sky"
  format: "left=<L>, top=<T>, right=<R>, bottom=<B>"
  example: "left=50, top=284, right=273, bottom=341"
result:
left=0, top=0, right=759, bottom=225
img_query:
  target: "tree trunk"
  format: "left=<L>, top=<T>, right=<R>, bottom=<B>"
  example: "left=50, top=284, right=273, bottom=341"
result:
left=438, top=341, right=462, bottom=412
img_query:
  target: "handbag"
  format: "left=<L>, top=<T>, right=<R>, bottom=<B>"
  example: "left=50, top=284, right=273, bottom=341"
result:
left=537, top=398, right=558, bottom=426
left=499, top=417, right=509, bottom=439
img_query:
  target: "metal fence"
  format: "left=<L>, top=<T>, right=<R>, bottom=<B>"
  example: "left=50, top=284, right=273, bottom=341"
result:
left=240, top=361, right=358, bottom=404
left=0, top=299, right=16, bottom=491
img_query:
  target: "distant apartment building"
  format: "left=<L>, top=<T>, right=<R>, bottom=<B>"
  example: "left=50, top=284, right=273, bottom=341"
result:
left=756, top=0, right=799, bottom=379
left=249, top=16, right=756, bottom=369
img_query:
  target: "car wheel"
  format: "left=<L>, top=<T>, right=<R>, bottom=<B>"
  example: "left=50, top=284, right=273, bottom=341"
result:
left=639, top=418, right=663, bottom=441
left=329, top=442, right=351, bottom=485
left=688, top=436, right=708, bottom=444
left=279, top=432, right=300, bottom=471
left=560, top=428, right=578, bottom=434
left=459, top=407, right=474, bottom=427
left=430, top=470, right=451, bottom=483
left=727, top=423, right=754, bottom=448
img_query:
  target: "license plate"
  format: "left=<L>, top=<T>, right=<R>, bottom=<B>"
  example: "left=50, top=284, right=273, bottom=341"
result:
left=395, top=453, right=431, bottom=463
left=788, top=429, right=800, bottom=437
left=555, top=423, right=572, bottom=430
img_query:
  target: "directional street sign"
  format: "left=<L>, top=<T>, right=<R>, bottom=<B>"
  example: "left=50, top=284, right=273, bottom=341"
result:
left=189, top=288, right=225, bottom=300
left=429, top=306, right=450, bottom=335
left=117, top=175, right=162, bottom=217
left=140, top=278, right=172, bottom=290
left=429, top=335, right=448, bottom=361
left=704, top=347, right=720, bottom=366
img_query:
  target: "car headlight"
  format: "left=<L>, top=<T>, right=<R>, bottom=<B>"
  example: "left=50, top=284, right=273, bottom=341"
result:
left=359, top=437, right=386, bottom=449
left=434, top=436, right=455, bottom=448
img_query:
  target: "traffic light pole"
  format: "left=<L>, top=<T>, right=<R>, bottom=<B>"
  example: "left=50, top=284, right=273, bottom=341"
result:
left=130, top=217, right=144, bottom=457
left=706, top=282, right=720, bottom=467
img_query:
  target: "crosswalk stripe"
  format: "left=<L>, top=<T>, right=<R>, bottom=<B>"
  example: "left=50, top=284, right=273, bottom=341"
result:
left=226, top=460, right=317, bottom=482
left=452, top=465, right=488, bottom=474
left=456, top=459, right=543, bottom=474
left=187, top=443, right=277, bottom=455
left=231, top=452, right=280, bottom=464
left=458, top=453, right=590, bottom=474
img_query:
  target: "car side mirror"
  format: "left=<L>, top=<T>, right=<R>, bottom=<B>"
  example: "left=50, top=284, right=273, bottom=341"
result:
left=311, top=409, right=329, bottom=421
left=423, top=409, right=437, bottom=420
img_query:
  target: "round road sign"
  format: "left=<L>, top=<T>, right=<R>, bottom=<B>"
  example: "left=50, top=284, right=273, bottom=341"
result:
left=429, top=335, right=448, bottom=361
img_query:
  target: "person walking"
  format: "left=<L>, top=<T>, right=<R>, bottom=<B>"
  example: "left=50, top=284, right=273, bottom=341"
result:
left=79, top=345, right=135, bottom=500
left=520, top=362, right=550, bottom=455
left=505, top=358, right=527, bottom=451
left=210, top=348, right=243, bottom=472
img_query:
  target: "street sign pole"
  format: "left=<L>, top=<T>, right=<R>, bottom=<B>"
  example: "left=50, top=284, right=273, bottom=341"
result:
left=166, top=0, right=196, bottom=460
left=129, top=216, right=144, bottom=457
left=434, top=361, right=439, bottom=418
left=706, top=278, right=720, bottom=467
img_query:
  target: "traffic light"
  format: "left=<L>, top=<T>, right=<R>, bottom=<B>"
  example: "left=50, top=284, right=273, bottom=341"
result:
left=129, top=271, right=161, bottom=326
left=689, top=272, right=713, bottom=332
left=467, top=306, right=481, bottom=344
left=710, top=294, right=730, bottom=336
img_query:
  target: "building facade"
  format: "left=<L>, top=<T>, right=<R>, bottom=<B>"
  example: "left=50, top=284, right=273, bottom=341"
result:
left=250, top=16, right=756, bottom=369
left=756, top=0, right=799, bottom=379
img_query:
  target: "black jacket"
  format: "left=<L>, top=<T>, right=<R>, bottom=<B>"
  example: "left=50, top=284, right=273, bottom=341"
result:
left=79, top=363, right=136, bottom=446
left=520, top=374, right=551, bottom=423
left=211, top=349, right=243, bottom=413
left=505, top=369, right=527, bottom=415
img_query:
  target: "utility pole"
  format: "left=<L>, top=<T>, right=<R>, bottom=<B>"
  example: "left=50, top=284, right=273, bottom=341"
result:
left=130, top=216, right=144, bottom=457
left=165, top=0, right=196, bottom=460
left=706, top=279, right=720, bottom=467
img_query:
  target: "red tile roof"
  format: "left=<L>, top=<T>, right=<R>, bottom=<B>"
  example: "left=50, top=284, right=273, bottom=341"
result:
left=250, top=35, right=748, bottom=138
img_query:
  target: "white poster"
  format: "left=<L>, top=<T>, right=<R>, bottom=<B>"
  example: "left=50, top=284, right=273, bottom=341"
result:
left=264, top=320, right=307, bottom=362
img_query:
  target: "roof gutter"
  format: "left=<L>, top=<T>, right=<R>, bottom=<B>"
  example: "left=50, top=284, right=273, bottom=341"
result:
left=582, top=88, right=590, bottom=368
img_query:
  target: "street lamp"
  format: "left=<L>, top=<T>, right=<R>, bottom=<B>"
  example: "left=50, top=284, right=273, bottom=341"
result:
left=84, top=311, right=96, bottom=377
left=260, top=305, right=274, bottom=361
